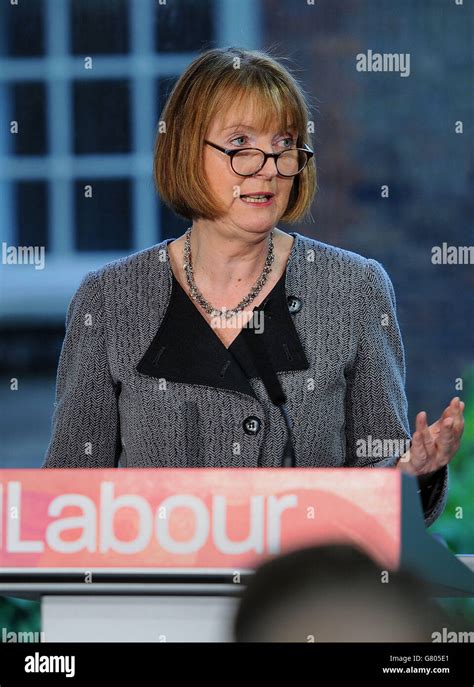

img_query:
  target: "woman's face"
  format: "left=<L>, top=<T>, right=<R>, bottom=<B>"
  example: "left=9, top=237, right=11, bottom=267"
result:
left=203, top=105, right=296, bottom=236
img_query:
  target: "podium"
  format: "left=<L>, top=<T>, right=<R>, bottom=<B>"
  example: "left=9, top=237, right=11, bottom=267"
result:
left=0, top=468, right=473, bottom=642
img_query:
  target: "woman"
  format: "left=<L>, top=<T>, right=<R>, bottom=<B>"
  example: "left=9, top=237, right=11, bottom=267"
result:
left=43, top=47, right=464, bottom=528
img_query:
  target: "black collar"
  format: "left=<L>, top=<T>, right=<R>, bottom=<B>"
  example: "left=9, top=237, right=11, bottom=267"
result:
left=136, top=234, right=309, bottom=399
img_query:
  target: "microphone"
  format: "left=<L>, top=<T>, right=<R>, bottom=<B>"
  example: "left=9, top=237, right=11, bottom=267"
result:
left=241, top=310, right=297, bottom=467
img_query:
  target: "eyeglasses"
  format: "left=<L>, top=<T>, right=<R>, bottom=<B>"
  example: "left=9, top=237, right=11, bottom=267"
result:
left=204, top=140, right=314, bottom=177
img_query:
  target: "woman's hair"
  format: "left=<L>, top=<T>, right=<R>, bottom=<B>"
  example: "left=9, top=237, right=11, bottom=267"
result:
left=154, top=46, right=317, bottom=224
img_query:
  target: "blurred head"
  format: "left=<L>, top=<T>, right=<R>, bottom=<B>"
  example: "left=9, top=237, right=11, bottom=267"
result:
left=154, top=46, right=317, bottom=234
left=234, top=545, right=450, bottom=642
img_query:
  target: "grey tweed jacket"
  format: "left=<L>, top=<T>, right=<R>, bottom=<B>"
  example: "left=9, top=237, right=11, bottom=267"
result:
left=42, top=231, right=448, bottom=527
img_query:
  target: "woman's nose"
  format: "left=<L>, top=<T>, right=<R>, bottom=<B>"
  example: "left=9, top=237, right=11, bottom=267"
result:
left=254, top=155, right=279, bottom=177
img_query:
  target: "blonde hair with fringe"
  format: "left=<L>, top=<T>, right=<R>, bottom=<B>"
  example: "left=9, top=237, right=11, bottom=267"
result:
left=154, top=46, right=317, bottom=224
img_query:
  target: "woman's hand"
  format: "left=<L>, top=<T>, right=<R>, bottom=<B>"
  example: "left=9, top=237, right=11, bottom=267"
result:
left=397, top=397, right=465, bottom=476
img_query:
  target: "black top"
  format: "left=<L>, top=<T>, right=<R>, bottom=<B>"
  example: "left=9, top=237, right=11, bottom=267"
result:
left=136, top=255, right=309, bottom=399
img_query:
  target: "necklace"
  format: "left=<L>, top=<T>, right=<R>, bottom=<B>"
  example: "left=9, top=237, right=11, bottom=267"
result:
left=183, top=226, right=275, bottom=319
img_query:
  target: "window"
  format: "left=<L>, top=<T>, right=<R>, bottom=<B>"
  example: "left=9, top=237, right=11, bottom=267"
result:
left=0, top=0, right=260, bottom=320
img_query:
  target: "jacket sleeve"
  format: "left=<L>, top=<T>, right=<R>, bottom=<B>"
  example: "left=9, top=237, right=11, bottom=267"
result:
left=42, top=270, right=121, bottom=468
left=344, top=258, right=448, bottom=527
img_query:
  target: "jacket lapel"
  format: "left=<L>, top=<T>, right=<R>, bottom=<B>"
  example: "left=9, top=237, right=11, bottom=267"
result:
left=136, top=234, right=309, bottom=398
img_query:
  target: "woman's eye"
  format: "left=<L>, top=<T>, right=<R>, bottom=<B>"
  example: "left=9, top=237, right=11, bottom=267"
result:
left=229, top=135, right=295, bottom=148
left=230, top=135, right=247, bottom=146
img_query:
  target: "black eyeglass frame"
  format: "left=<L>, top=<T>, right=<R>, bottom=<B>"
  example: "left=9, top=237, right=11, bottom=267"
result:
left=204, top=139, right=314, bottom=177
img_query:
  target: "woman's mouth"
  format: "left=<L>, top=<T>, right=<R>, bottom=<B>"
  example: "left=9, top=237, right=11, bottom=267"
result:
left=240, top=193, right=274, bottom=206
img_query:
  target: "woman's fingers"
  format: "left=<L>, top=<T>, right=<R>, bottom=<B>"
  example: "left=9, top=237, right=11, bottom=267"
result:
left=411, top=410, right=446, bottom=474
left=401, top=399, right=464, bottom=476
left=451, top=397, right=465, bottom=436
left=441, top=398, right=464, bottom=446
left=410, top=429, right=431, bottom=473
left=435, top=416, right=456, bottom=464
left=417, top=411, right=437, bottom=462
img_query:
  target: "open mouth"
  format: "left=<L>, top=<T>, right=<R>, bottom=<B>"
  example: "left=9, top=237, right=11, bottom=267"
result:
left=240, top=194, right=274, bottom=204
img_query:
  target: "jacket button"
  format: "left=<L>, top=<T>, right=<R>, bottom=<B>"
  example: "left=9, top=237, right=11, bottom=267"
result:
left=287, top=296, right=302, bottom=314
left=243, top=416, right=262, bottom=435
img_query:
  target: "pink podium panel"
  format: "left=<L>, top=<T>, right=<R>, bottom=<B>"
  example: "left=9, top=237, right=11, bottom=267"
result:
left=0, top=468, right=401, bottom=571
